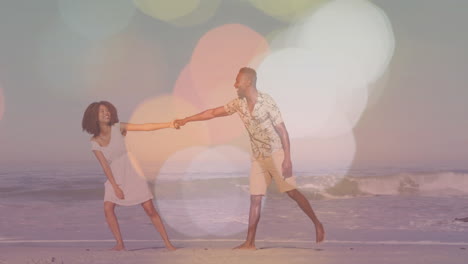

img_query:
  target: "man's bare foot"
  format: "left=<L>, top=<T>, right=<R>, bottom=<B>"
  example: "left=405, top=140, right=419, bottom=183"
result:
left=233, top=242, right=257, bottom=250
left=109, top=244, right=126, bottom=251
left=165, top=244, right=177, bottom=251
left=315, top=222, right=325, bottom=243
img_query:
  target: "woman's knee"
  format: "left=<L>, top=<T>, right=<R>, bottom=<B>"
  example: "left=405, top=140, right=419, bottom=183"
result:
left=142, top=204, right=158, bottom=217
left=104, top=202, right=115, bottom=214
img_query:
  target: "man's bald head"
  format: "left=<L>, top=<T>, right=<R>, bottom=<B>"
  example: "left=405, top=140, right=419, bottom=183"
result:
left=234, top=67, right=258, bottom=98
left=238, top=67, right=257, bottom=86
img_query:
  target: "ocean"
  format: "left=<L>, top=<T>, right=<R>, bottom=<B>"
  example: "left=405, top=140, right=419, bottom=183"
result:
left=1, top=164, right=468, bottom=246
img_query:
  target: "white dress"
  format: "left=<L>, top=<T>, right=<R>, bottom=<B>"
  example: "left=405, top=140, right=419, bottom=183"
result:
left=91, top=123, right=153, bottom=206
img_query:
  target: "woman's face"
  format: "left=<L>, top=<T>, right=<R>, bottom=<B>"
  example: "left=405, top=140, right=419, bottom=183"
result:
left=98, top=104, right=111, bottom=124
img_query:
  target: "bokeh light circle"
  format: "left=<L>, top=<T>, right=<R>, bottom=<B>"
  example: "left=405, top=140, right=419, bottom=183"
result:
left=172, top=65, right=248, bottom=145
left=168, top=0, right=220, bottom=27
left=126, top=95, right=211, bottom=179
left=258, top=0, right=394, bottom=138
left=156, top=145, right=252, bottom=237
left=256, top=48, right=337, bottom=139
left=173, top=65, right=204, bottom=110
left=292, top=132, right=356, bottom=191
left=320, top=65, right=369, bottom=138
left=248, top=0, right=327, bottom=22
left=134, top=0, right=200, bottom=22
left=366, top=67, right=391, bottom=109
left=189, top=24, right=269, bottom=107
left=177, top=24, right=269, bottom=145
left=290, top=0, right=395, bottom=86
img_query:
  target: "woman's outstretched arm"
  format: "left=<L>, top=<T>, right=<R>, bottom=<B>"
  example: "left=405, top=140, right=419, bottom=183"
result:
left=120, top=121, right=177, bottom=132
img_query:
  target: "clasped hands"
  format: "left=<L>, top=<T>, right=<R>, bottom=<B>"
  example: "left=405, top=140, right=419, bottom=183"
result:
left=170, top=118, right=188, bottom=129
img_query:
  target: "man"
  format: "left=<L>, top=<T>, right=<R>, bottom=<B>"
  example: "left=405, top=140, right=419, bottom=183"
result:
left=175, top=67, right=325, bottom=249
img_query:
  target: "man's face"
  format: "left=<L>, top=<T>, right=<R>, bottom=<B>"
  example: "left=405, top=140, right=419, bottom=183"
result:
left=234, top=73, right=250, bottom=98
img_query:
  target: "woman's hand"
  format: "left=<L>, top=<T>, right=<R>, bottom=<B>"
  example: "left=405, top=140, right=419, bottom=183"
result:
left=174, top=118, right=187, bottom=128
left=170, top=120, right=180, bottom=129
left=113, top=185, right=125, bottom=199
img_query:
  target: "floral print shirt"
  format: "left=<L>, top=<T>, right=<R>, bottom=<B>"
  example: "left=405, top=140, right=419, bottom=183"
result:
left=224, top=91, right=284, bottom=158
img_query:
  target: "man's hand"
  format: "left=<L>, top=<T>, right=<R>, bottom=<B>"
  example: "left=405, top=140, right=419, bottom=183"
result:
left=282, top=158, right=293, bottom=178
left=174, top=118, right=188, bottom=128
left=170, top=120, right=181, bottom=129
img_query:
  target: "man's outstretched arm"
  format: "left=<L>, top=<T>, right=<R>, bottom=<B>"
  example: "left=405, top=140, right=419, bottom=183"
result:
left=176, top=106, right=231, bottom=127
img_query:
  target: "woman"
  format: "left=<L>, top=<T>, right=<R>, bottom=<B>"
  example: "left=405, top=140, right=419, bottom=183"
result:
left=82, top=101, right=177, bottom=251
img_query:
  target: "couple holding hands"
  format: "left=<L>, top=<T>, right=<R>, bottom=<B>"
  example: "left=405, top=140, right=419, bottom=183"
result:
left=81, top=67, right=325, bottom=251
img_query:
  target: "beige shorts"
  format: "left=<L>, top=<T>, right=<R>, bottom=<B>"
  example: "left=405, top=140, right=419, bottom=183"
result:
left=249, top=150, right=297, bottom=195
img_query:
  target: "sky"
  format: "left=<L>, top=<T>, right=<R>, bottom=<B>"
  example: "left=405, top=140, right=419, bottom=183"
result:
left=0, top=0, right=467, bottom=173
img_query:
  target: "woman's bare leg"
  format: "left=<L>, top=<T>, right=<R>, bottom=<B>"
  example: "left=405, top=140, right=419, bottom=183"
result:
left=104, top=201, right=126, bottom=250
left=141, top=199, right=176, bottom=251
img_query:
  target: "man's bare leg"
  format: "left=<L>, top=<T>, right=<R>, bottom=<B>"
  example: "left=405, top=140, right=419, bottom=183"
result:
left=234, top=195, right=263, bottom=250
left=141, top=200, right=177, bottom=251
left=104, top=201, right=126, bottom=251
left=286, top=189, right=325, bottom=243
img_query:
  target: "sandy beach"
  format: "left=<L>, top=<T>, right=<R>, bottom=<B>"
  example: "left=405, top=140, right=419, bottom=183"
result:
left=1, top=241, right=468, bottom=264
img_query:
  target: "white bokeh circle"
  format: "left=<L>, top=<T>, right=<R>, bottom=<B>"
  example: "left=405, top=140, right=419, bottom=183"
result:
left=156, top=145, right=254, bottom=237
left=258, top=0, right=394, bottom=139
left=257, top=48, right=337, bottom=138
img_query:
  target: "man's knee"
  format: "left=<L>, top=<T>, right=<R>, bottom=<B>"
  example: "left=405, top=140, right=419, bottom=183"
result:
left=286, top=189, right=299, bottom=199
left=250, top=195, right=263, bottom=204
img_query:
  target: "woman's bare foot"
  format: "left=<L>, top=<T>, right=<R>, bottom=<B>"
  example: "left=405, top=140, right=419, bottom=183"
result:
left=109, top=244, right=126, bottom=251
left=233, top=242, right=257, bottom=250
left=165, top=244, right=177, bottom=251
left=315, top=222, right=325, bottom=243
